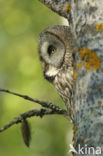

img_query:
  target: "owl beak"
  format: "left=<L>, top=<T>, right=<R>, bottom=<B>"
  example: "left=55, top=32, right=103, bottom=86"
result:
left=42, top=60, right=47, bottom=69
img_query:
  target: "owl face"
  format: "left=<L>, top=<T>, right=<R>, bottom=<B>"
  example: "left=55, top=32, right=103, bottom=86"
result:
left=39, top=25, right=73, bottom=82
left=39, top=30, right=65, bottom=81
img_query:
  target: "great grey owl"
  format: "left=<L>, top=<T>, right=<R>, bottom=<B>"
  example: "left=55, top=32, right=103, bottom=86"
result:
left=38, top=25, right=74, bottom=118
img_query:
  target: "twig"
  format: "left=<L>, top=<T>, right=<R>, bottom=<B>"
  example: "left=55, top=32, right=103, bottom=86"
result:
left=39, top=0, right=69, bottom=18
left=0, top=88, right=69, bottom=133
left=0, top=108, right=67, bottom=133
left=0, top=88, right=65, bottom=113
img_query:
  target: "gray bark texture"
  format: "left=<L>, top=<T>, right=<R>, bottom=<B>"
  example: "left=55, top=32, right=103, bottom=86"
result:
left=39, top=0, right=103, bottom=155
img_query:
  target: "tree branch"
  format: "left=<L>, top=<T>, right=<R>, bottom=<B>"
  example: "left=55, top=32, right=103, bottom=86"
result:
left=0, top=108, right=67, bottom=133
left=0, top=88, right=68, bottom=133
left=39, top=0, right=70, bottom=18
left=0, top=88, right=66, bottom=113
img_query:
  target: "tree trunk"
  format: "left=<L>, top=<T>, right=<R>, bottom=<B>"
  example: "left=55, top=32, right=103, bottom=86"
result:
left=39, top=0, right=103, bottom=155
left=70, top=1, right=103, bottom=155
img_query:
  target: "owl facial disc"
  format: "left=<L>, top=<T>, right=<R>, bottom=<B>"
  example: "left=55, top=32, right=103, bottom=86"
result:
left=39, top=32, right=65, bottom=81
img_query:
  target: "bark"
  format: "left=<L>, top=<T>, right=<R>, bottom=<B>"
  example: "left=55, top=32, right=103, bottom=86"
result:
left=39, top=0, right=103, bottom=155
left=39, top=0, right=69, bottom=18
left=70, top=1, right=103, bottom=156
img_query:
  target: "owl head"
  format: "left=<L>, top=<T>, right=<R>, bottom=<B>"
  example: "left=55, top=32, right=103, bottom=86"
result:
left=38, top=25, right=73, bottom=82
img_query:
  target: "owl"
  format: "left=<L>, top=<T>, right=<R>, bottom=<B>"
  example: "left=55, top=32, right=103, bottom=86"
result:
left=38, top=25, right=74, bottom=119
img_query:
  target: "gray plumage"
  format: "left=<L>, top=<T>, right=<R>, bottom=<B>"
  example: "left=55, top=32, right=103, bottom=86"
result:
left=38, top=25, right=74, bottom=118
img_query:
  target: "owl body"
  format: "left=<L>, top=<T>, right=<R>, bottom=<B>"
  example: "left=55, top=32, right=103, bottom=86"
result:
left=39, top=25, right=74, bottom=117
left=53, top=66, right=73, bottom=110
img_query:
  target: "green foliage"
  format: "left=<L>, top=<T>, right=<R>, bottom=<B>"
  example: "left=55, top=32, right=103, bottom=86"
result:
left=0, top=0, right=72, bottom=155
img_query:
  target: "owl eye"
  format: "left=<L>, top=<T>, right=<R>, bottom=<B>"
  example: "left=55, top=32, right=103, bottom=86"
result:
left=47, top=45, right=56, bottom=56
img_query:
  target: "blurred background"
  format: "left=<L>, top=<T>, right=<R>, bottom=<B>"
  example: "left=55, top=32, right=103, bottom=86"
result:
left=0, top=0, right=72, bottom=156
